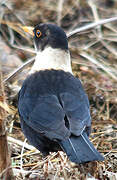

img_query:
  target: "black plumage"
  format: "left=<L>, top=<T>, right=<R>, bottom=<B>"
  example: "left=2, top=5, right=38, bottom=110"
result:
left=18, top=70, right=104, bottom=163
left=18, top=23, right=104, bottom=164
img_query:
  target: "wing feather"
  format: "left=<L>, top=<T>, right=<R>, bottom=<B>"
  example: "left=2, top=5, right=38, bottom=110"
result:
left=18, top=94, right=70, bottom=140
left=60, top=92, right=91, bottom=136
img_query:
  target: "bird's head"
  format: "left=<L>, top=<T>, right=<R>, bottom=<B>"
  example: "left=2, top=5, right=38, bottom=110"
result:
left=23, top=23, right=72, bottom=73
left=33, top=23, right=68, bottom=51
left=23, top=23, right=68, bottom=52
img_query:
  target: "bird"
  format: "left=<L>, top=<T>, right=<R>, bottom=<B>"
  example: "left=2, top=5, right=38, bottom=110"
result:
left=18, top=23, right=104, bottom=164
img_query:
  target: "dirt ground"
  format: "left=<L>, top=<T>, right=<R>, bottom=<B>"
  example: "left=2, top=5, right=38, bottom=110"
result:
left=0, top=0, right=117, bottom=179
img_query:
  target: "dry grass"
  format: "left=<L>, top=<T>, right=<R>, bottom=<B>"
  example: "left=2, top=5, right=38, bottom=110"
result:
left=0, top=0, right=117, bottom=179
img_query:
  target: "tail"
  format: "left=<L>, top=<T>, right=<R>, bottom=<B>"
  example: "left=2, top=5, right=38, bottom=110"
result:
left=58, top=131, right=104, bottom=164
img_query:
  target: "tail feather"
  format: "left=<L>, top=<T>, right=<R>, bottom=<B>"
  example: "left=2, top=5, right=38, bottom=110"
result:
left=58, top=131, right=104, bottom=164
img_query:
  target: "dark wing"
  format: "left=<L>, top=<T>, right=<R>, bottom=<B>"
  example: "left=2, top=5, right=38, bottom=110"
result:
left=58, top=92, right=104, bottom=163
left=60, top=91, right=91, bottom=136
left=18, top=93, right=70, bottom=140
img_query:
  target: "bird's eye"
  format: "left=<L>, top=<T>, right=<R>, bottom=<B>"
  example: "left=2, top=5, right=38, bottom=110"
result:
left=36, top=30, right=42, bottom=38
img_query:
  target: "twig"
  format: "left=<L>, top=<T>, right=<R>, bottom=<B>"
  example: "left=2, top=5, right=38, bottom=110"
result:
left=11, top=44, right=35, bottom=54
left=88, top=0, right=102, bottom=38
left=12, top=149, right=38, bottom=159
left=8, top=27, right=15, bottom=45
left=100, top=150, right=117, bottom=153
left=91, top=129, right=117, bottom=135
left=101, top=40, right=117, bottom=57
left=67, top=16, right=117, bottom=38
left=57, top=0, right=64, bottom=26
left=3, top=57, right=35, bottom=83
left=8, top=136, right=35, bottom=150
left=80, top=51, right=117, bottom=80
left=20, top=139, right=27, bottom=177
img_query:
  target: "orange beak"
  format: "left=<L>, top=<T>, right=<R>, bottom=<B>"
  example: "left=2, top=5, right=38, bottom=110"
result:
left=22, top=26, right=34, bottom=36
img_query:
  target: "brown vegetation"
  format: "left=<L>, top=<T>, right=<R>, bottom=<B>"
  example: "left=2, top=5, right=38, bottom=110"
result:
left=0, top=0, right=117, bottom=179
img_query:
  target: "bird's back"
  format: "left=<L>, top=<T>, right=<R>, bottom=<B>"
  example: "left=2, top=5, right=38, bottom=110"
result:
left=20, top=69, right=86, bottom=97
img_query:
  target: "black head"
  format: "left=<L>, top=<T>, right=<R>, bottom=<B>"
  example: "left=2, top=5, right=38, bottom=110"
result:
left=33, top=23, right=68, bottom=51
